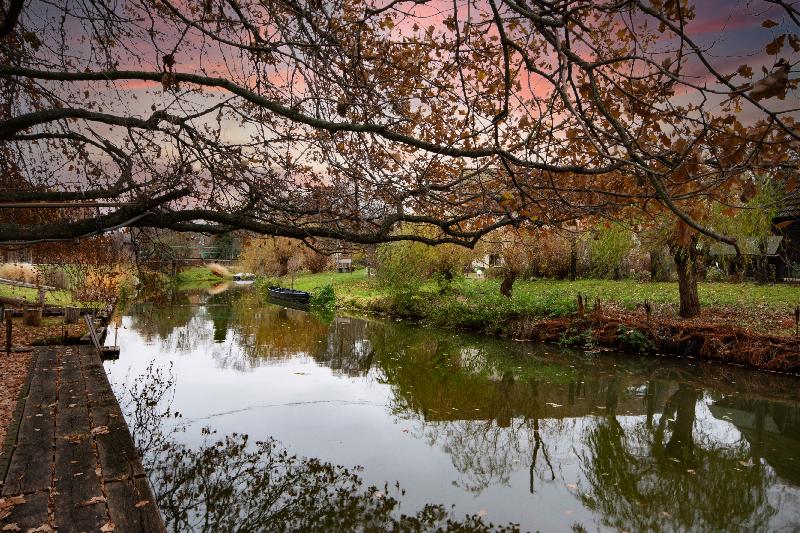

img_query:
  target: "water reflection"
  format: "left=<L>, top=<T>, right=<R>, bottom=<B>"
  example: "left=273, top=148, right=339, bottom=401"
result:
left=109, top=288, right=800, bottom=532
left=119, top=364, right=515, bottom=532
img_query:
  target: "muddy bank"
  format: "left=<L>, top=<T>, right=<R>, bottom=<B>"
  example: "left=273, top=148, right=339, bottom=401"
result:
left=504, top=310, right=800, bottom=373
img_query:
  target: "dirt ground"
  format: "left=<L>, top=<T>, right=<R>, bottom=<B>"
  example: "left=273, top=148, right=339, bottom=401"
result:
left=0, top=352, right=32, bottom=446
left=0, top=316, right=86, bottom=350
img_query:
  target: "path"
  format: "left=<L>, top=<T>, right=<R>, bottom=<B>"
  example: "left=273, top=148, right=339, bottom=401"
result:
left=0, top=345, right=164, bottom=532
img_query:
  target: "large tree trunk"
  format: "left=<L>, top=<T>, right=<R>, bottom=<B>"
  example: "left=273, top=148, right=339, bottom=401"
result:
left=500, top=270, right=517, bottom=298
left=673, top=243, right=700, bottom=318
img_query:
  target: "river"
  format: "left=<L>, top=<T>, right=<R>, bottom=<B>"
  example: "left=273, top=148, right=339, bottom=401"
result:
left=104, top=283, right=800, bottom=532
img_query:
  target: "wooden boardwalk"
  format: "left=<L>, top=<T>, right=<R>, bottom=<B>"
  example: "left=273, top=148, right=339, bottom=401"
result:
left=0, top=345, right=165, bottom=532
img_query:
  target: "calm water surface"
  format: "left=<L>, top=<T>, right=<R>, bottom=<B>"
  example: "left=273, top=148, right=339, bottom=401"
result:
left=105, top=284, right=800, bottom=532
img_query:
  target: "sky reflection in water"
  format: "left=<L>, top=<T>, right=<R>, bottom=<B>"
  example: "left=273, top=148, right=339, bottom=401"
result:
left=105, top=286, right=800, bottom=532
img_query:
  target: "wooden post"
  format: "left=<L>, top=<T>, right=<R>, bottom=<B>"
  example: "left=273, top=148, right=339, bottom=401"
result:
left=23, top=307, right=42, bottom=326
left=5, top=311, right=11, bottom=355
left=795, top=305, right=799, bottom=337
left=64, top=306, right=80, bottom=324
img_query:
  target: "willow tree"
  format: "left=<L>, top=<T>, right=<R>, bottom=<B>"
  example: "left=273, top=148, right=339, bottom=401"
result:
left=0, top=0, right=798, bottom=316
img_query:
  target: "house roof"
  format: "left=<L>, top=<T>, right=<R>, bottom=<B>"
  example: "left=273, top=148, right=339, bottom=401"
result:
left=775, top=190, right=800, bottom=221
left=709, top=235, right=783, bottom=256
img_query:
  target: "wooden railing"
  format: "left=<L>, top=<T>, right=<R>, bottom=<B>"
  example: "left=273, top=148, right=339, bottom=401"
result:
left=0, top=277, right=56, bottom=308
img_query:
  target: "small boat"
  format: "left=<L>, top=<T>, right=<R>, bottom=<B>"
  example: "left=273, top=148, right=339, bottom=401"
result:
left=267, top=286, right=311, bottom=304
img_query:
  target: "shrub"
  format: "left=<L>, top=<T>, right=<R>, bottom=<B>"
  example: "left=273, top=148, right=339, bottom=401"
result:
left=309, top=284, right=336, bottom=312
left=239, top=236, right=313, bottom=277
left=303, top=252, right=331, bottom=273
left=588, top=224, right=634, bottom=279
left=527, top=232, right=573, bottom=279
left=253, top=276, right=281, bottom=300
left=705, top=264, right=727, bottom=282
left=558, top=327, right=596, bottom=348
left=375, top=241, right=429, bottom=291
left=617, top=326, right=655, bottom=353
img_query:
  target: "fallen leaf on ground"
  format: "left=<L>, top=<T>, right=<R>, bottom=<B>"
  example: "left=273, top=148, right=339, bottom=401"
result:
left=91, top=426, right=110, bottom=435
left=79, top=496, right=106, bottom=506
left=2, top=523, right=21, bottom=531
left=0, top=495, right=26, bottom=521
left=26, top=525, right=53, bottom=533
left=100, top=521, right=115, bottom=532
left=134, top=500, right=150, bottom=508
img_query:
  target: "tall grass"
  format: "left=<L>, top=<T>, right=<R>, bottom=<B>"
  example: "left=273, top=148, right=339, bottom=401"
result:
left=205, top=263, right=232, bottom=278
left=0, top=263, right=39, bottom=284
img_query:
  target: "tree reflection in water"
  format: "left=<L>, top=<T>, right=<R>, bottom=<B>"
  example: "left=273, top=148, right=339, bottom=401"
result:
left=118, top=363, right=519, bottom=532
left=577, top=384, right=776, bottom=532
left=120, top=288, right=800, bottom=531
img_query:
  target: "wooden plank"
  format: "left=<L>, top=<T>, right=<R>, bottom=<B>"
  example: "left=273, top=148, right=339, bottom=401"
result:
left=56, top=379, right=90, bottom=440
left=105, top=477, right=166, bottom=533
left=101, top=346, right=120, bottom=360
left=84, top=314, right=102, bottom=353
left=53, top=437, right=108, bottom=532
left=0, top=490, right=50, bottom=531
left=80, top=347, right=101, bottom=366
left=1, top=399, right=54, bottom=495
left=92, top=413, right=143, bottom=481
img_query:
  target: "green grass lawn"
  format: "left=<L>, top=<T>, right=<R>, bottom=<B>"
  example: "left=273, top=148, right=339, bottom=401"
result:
left=176, top=266, right=230, bottom=285
left=0, top=283, right=74, bottom=306
left=287, top=269, right=800, bottom=313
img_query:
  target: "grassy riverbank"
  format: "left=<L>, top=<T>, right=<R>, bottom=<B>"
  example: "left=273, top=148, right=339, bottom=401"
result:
left=284, top=269, right=799, bottom=333
left=175, top=265, right=233, bottom=284
left=266, top=269, right=800, bottom=372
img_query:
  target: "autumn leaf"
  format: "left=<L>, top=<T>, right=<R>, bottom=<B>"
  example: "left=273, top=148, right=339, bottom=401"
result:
left=736, top=64, right=753, bottom=78
left=91, top=425, right=110, bottom=435
left=749, top=60, right=790, bottom=101
left=790, top=34, right=800, bottom=52
left=100, top=521, right=115, bottom=532
left=740, top=179, right=757, bottom=203
left=26, top=526, right=53, bottom=533
left=79, top=496, right=107, bottom=506
left=134, top=500, right=151, bottom=508
left=765, top=34, right=786, bottom=55
left=0, top=495, right=26, bottom=521
left=762, top=19, right=779, bottom=28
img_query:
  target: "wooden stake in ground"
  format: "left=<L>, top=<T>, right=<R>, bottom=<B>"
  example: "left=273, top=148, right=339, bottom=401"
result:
left=5, top=310, right=11, bottom=355
left=64, top=306, right=80, bottom=324
left=23, top=307, right=42, bottom=327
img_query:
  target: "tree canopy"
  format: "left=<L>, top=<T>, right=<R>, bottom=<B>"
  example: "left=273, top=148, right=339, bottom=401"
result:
left=0, top=0, right=797, bottom=248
